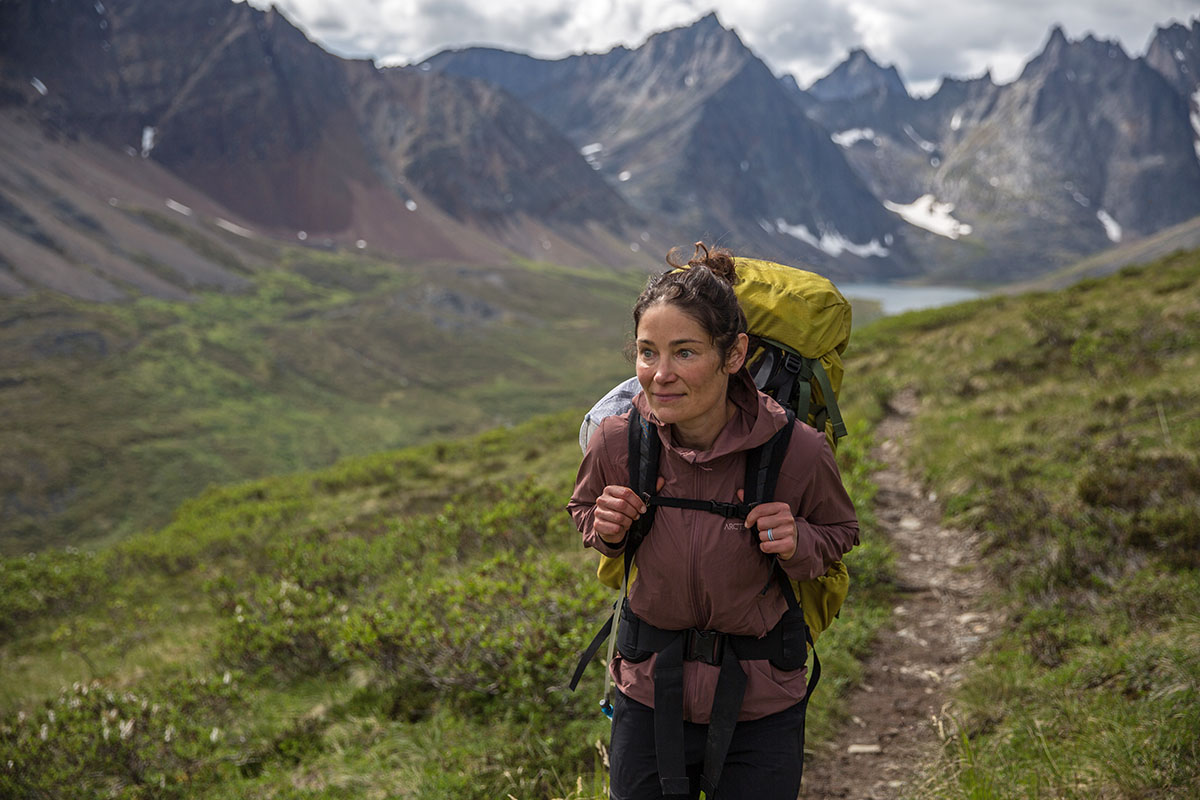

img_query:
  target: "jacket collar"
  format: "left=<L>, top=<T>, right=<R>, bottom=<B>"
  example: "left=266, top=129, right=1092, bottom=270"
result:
left=632, top=370, right=789, bottom=463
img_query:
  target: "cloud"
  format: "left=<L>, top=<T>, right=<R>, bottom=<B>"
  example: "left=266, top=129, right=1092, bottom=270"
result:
left=246, top=0, right=1198, bottom=94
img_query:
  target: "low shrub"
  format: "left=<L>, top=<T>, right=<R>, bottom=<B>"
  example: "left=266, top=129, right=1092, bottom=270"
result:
left=0, top=672, right=245, bottom=799
left=341, top=550, right=609, bottom=719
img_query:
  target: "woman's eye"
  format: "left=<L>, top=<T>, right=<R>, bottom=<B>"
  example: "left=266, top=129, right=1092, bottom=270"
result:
left=640, top=349, right=655, bottom=360
left=678, top=349, right=693, bottom=359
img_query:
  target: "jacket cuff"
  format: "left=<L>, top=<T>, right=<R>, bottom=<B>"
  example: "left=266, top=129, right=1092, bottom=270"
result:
left=779, top=519, right=823, bottom=581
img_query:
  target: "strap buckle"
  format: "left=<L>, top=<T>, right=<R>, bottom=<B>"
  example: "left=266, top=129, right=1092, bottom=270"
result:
left=684, top=628, right=726, bottom=666
left=781, top=351, right=805, bottom=375
left=707, top=500, right=750, bottom=518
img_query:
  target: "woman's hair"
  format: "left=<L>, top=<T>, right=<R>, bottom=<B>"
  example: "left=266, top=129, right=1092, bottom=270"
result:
left=630, top=242, right=747, bottom=362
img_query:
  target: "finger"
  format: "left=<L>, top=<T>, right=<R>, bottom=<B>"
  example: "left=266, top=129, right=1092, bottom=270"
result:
left=599, top=486, right=647, bottom=515
left=758, top=530, right=797, bottom=560
left=744, top=501, right=784, bottom=530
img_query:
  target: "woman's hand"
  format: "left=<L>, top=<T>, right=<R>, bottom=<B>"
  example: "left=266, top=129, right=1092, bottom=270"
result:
left=593, top=478, right=665, bottom=544
left=593, top=485, right=648, bottom=544
left=744, top=498, right=798, bottom=561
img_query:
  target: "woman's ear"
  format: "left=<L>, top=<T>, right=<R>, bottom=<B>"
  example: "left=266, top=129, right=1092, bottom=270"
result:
left=726, top=332, right=749, bottom=374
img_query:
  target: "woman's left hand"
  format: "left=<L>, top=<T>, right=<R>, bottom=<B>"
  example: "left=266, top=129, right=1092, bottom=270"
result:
left=743, top=498, right=798, bottom=561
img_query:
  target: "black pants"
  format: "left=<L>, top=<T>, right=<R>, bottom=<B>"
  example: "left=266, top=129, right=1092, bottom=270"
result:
left=609, top=691, right=806, bottom=800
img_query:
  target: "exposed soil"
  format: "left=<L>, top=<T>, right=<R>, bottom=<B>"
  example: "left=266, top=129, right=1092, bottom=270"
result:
left=800, top=391, right=1000, bottom=799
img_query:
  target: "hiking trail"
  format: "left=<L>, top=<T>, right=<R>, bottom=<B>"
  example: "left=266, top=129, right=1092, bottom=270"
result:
left=800, top=390, right=999, bottom=799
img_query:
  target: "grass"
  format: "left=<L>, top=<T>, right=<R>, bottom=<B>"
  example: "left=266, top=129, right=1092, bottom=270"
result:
left=0, top=247, right=643, bottom=554
left=0, top=403, right=890, bottom=798
left=840, top=249, right=1200, bottom=798
left=8, top=236, right=1198, bottom=797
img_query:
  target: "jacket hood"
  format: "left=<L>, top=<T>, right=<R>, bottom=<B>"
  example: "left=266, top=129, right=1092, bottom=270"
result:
left=632, top=369, right=790, bottom=464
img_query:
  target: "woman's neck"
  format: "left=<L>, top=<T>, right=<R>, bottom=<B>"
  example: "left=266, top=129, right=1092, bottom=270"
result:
left=672, top=397, right=736, bottom=451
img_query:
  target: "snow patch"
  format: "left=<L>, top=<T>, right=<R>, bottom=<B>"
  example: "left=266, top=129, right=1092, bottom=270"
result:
left=950, top=111, right=963, bottom=132
left=94, top=1, right=105, bottom=13
left=1191, top=88, right=1200, bottom=164
left=630, top=242, right=641, bottom=252
left=165, top=199, right=192, bottom=216
left=832, top=128, right=876, bottom=148
left=774, top=219, right=889, bottom=258
left=1097, top=209, right=1122, bottom=243
left=215, top=218, right=253, bottom=238
left=1072, top=191, right=1090, bottom=207
left=297, top=231, right=308, bottom=241
left=903, top=124, right=936, bottom=153
left=405, top=199, right=418, bottom=211
left=884, top=195, right=973, bottom=240
left=618, top=170, right=631, bottom=182
left=140, top=126, right=156, bottom=158
left=30, top=77, right=48, bottom=96
left=355, top=239, right=367, bottom=249
left=581, top=142, right=603, bottom=170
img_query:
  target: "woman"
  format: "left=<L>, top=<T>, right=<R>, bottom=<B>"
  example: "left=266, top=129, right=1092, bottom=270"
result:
left=568, top=245, right=859, bottom=799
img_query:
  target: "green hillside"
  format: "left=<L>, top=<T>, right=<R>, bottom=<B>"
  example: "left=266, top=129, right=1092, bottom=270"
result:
left=842, top=249, right=1200, bottom=797
left=0, top=237, right=644, bottom=554
left=0, top=400, right=889, bottom=798
left=2, top=246, right=1197, bottom=798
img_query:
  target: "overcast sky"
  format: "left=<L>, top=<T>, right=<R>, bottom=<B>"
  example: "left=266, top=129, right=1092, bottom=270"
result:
left=241, top=0, right=1198, bottom=96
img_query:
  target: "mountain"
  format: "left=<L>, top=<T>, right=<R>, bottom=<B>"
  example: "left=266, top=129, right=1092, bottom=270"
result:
left=808, top=48, right=908, bottom=102
left=426, top=13, right=916, bottom=281
left=805, top=25, right=1200, bottom=281
left=1145, top=19, right=1200, bottom=100
left=0, top=0, right=663, bottom=301
left=2, top=2, right=1198, bottom=294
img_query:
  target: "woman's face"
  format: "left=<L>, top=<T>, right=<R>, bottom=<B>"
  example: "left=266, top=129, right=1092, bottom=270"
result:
left=635, top=301, right=745, bottom=435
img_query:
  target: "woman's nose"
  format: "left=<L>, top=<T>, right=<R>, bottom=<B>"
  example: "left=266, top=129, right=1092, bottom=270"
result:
left=655, top=359, right=676, bottom=383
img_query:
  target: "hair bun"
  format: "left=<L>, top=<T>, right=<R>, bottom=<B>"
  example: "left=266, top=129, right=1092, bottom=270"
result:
left=667, top=241, right=739, bottom=286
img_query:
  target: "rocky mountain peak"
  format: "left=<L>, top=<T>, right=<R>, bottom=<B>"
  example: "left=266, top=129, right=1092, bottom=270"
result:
left=1146, top=18, right=1200, bottom=96
left=809, top=47, right=908, bottom=101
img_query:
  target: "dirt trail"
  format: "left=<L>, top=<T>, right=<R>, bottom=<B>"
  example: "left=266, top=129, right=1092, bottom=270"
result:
left=800, top=391, right=998, bottom=799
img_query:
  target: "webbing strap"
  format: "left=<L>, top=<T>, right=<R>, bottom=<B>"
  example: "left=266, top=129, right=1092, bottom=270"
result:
left=701, top=654, right=749, bottom=795
left=653, top=636, right=689, bottom=796
left=648, top=495, right=753, bottom=519
left=569, top=607, right=613, bottom=692
left=811, top=359, right=848, bottom=441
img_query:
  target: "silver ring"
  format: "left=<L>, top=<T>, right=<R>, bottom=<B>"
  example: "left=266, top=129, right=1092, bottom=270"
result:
left=767, top=528, right=774, bottom=541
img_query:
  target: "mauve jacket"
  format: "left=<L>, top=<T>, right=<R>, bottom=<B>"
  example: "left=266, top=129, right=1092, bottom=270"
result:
left=567, top=371, right=859, bottom=723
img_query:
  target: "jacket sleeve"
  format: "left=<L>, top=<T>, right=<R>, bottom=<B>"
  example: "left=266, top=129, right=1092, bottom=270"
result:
left=777, top=427, right=859, bottom=582
left=567, top=414, right=629, bottom=557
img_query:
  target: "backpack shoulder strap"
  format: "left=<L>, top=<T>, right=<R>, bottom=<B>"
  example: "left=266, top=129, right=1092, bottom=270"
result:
left=744, top=410, right=796, bottom=507
left=624, top=407, right=660, bottom=571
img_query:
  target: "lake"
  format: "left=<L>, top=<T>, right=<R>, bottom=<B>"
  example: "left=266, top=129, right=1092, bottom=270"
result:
left=839, top=283, right=984, bottom=315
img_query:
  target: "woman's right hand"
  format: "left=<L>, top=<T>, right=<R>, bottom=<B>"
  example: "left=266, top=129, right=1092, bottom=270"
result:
left=594, top=481, right=664, bottom=544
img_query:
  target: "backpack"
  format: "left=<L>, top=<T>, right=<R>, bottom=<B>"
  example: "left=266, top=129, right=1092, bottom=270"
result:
left=581, top=257, right=852, bottom=641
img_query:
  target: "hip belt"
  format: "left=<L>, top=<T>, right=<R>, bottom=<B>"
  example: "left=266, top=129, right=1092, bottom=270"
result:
left=616, top=599, right=816, bottom=797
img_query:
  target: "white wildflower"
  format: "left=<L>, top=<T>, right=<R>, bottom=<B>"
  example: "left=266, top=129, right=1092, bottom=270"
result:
left=164, top=724, right=175, bottom=743
left=17, top=711, right=25, bottom=724
left=223, top=671, right=232, bottom=685
left=103, top=724, right=110, bottom=741
left=39, top=724, right=48, bottom=741
left=47, top=710, right=55, bottom=723
left=119, top=718, right=135, bottom=740
left=210, top=727, right=220, bottom=743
